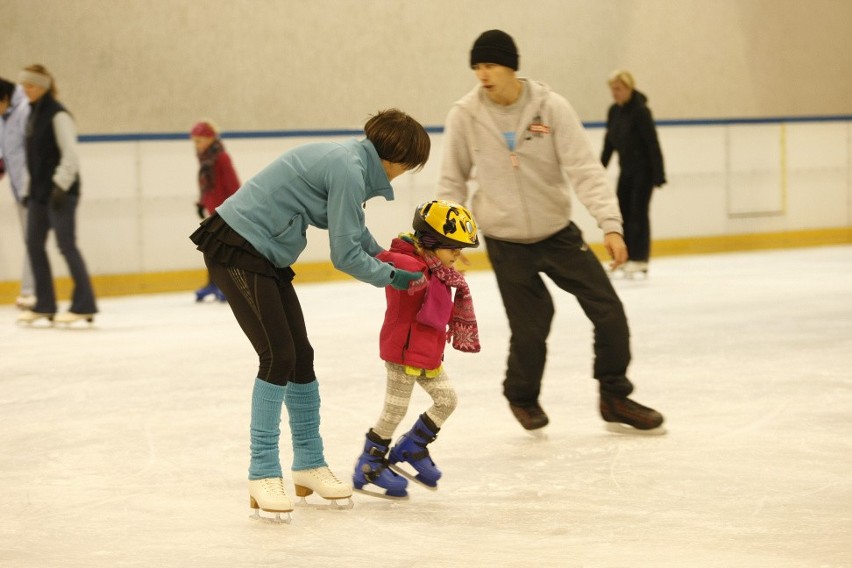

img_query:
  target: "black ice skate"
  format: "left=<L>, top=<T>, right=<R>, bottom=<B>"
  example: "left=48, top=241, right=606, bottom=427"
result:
left=600, top=394, right=665, bottom=435
left=509, top=402, right=549, bottom=431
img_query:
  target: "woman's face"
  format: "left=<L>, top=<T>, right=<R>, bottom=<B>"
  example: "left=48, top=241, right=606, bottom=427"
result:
left=21, top=81, right=47, bottom=103
left=382, top=161, right=409, bottom=182
left=609, top=79, right=633, bottom=106
left=0, top=97, right=9, bottom=115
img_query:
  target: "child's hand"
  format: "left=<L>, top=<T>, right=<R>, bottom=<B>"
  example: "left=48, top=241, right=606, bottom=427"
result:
left=390, top=268, right=426, bottom=292
left=406, top=273, right=428, bottom=295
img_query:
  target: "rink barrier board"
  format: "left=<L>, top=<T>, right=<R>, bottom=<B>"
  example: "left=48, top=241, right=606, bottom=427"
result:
left=1, top=226, right=849, bottom=305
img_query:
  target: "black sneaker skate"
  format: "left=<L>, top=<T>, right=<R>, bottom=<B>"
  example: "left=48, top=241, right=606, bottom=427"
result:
left=600, top=394, right=665, bottom=434
left=509, top=403, right=549, bottom=431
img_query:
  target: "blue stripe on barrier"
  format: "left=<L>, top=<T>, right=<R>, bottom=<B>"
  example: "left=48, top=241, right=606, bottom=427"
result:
left=77, top=116, right=852, bottom=143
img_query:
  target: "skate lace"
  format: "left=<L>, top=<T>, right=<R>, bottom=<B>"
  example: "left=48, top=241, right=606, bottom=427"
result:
left=261, top=477, right=287, bottom=496
left=311, top=466, right=344, bottom=486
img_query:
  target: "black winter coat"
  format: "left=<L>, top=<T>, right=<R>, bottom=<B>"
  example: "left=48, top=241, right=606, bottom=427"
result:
left=601, top=90, right=666, bottom=186
left=25, top=93, right=80, bottom=204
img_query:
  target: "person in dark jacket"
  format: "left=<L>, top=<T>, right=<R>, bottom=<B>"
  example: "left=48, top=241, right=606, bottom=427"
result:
left=17, top=64, right=97, bottom=325
left=601, top=70, right=666, bottom=278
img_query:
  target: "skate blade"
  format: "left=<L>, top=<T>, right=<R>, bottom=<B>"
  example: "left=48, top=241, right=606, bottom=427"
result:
left=249, top=509, right=292, bottom=524
left=353, top=487, right=410, bottom=501
left=295, top=496, right=354, bottom=510
left=16, top=313, right=55, bottom=326
left=387, top=464, right=438, bottom=492
left=604, top=422, right=667, bottom=436
left=523, top=427, right=548, bottom=440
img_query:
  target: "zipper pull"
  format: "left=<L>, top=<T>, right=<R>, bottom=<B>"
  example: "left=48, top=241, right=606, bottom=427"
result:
left=510, top=153, right=519, bottom=168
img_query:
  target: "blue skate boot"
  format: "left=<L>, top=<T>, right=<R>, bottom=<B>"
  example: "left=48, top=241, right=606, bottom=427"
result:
left=195, top=282, right=217, bottom=302
left=388, top=414, right=441, bottom=490
left=196, top=282, right=227, bottom=303
left=212, top=284, right=227, bottom=303
left=353, top=430, right=408, bottom=500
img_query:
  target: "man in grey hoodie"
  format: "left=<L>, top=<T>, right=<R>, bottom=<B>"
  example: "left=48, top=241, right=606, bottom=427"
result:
left=437, top=29, right=664, bottom=434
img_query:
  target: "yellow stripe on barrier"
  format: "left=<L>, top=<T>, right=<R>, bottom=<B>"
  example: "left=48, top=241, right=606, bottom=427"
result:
left=1, top=227, right=850, bottom=305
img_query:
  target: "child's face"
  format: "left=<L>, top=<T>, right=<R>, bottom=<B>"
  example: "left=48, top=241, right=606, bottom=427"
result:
left=192, top=135, right=216, bottom=154
left=431, top=247, right=462, bottom=267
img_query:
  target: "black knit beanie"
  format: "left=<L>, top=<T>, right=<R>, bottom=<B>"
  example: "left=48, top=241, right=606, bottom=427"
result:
left=470, top=29, right=519, bottom=70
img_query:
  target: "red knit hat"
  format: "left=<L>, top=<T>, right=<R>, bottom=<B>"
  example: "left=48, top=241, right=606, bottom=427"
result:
left=190, top=121, right=217, bottom=138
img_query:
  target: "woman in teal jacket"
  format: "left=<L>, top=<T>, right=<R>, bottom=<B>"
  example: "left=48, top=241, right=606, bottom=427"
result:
left=190, top=108, right=430, bottom=522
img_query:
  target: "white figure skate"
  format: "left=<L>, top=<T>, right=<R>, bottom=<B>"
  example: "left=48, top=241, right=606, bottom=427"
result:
left=15, top=295, right=36, bottom=310
left=16, top=310, right=55, bottom=325
left=292, top=466, right=354, bottom=509
left=622, top=261, right=649, bottom=280
left=248, top=477, right=293, bottom=524
left=54, top=312, right=96, bottom=326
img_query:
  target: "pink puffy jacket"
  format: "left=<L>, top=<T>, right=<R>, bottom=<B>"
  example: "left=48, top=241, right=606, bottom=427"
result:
left=377, top=237, right=453, bottom=370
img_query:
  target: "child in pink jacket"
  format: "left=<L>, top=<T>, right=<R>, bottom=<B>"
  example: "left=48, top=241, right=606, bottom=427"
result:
left=352, top=200, right=480, bottom=499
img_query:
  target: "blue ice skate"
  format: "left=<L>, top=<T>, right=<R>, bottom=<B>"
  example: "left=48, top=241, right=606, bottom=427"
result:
left=213, top=286, right=227, bottom=302
left=195, top=282, right=226, bottom=303
left=353, top=431, right=408, bottom=500
left=388, top=414, right=441, bottom=490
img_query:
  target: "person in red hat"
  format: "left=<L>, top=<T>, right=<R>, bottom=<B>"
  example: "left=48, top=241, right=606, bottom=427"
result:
left=190, top=120, right=240, bottom=302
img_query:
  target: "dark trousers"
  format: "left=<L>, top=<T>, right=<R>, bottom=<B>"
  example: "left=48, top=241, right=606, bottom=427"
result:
left=206, top=256, right=315, bottom=386
left=27, top=196, right=97, bottom=314
left=485, top=223, right=633, bottom=404
left=616, top=171, right=654, bottom=261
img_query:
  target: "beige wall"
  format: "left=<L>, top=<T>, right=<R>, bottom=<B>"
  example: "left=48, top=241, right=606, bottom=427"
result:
left=2, top=0, right=851, bottom=135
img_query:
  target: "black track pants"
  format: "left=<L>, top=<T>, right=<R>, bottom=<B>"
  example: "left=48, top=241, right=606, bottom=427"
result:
left=485, top=223, right=634, bottom=404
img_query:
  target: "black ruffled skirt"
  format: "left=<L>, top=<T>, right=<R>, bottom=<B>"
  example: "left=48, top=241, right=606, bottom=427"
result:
left=190, top=213, right=295, bottom=282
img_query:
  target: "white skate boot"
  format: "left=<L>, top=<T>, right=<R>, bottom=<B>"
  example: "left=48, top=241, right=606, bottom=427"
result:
left=622, top=261, right=649, bottom=280
left=292, top=466, right=354, bottom=509
left=248, top=477, right=293, bottom=524
left=16, top=310, right=55, bottom=325
left=54, top=312, right=95, bottom=326
left=15, top=295, right=36, bottom=310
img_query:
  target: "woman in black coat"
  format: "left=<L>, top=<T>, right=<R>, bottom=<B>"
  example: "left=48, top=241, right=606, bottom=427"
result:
left=17, top=64, right=97, bottom=324
left=601, top=70, right=666, bottom=277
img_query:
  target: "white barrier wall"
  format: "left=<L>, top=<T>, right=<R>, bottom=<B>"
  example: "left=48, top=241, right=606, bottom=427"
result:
left=0, top=119, right=850, bottom=282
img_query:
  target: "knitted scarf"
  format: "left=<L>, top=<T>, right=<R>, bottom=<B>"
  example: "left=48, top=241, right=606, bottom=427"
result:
left=423, top=254, right=480, bottom=353
left=198, top=140, right=223, bottom=197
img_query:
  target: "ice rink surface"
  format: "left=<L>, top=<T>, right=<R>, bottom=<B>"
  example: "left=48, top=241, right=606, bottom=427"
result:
left=1, top=245, right=851, bottom=568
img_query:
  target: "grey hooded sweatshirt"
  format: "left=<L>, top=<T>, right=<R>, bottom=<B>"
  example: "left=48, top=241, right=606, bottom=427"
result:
left=437, top=79, right=623, bottom=244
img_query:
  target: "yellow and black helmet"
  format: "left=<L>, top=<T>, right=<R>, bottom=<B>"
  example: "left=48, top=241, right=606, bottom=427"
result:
left=413, top=200, right=479, bottom=249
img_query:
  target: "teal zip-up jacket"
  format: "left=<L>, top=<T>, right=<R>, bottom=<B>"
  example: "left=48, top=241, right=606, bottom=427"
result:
left=216, top=138, right=396, bottom=287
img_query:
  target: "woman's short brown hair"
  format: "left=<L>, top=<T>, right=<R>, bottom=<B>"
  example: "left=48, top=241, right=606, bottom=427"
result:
left=364, top=109, right=431, bottom=172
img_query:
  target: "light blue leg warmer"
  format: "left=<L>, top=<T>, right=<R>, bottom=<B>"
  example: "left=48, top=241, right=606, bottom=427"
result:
left=248, top=378, right=285, bottom=480
left=284, top=381, right=327, bottom=471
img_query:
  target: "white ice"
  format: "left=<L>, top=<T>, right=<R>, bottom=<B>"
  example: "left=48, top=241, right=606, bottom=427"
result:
left=1, top=246, right=851, bottom=568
